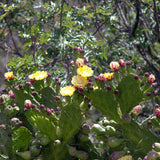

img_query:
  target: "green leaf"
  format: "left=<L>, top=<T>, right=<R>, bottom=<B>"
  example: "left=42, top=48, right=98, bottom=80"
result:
left=41, top=86, right=57, bottom=109
left=118, top=74, right=143, bottom=114
left=13, top=127, right=32, bottom=153
left=34, top=117, right=57, bottom=141
left=59, top=104, right=82, bottom=142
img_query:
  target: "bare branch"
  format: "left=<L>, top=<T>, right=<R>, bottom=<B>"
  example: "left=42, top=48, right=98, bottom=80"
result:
left=153, top=0, right=160, bottom=42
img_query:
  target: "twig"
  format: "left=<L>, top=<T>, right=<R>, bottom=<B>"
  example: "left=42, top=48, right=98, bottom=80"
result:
left=115, top=0, right=131, bottom=33
left=153, top=0, right=160, bottom=42
left=60, top=0, right=64, bottom=33
left=131, top=0, right=140, bottom=37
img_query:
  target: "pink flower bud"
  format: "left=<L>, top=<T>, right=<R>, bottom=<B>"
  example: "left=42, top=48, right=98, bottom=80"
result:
left=8, top=90, right=15, bottom=99
left=147, top=74, right=155, bottom=84
left=119, top=59, right=126, bottom=67
left=126, top=61, right=132, bottom=65
left=110, top=62, right=120, bottom=72
left=155, top=104, right=159, bottom=108
left=76, top=58, right=84, bottom=68
left=144, top=72, right=149, bottom=77
left=25, top=100, right=32, bottom=109
left=155, top=108, right=160, bottom=118
left=153, top=90, right=158, bottom=96
left=134, top=75, right=139, bottom=79
left=98, top=74, right=105, bottom=82
left=69, top=60, right=74, bottom=65
left=132, top=105, right=142, bottom=115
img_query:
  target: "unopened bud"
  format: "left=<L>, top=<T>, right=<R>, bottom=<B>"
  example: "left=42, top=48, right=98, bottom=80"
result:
left=25, top=100, right=32, bottom=109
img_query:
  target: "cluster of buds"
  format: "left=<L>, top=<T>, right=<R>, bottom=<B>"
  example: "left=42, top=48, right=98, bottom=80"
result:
left=46, top=108, right=54, bottom=115
left=73, top=47, right=84, bottom=53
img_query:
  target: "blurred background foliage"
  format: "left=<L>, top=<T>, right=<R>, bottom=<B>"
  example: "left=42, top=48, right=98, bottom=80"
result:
left=0, top=0, right=160, bottom=88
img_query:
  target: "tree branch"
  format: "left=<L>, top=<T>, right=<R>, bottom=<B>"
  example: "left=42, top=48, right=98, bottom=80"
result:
left=153, top=0, right=160, bottom=42
left=131, top=0, right=140, bottom=37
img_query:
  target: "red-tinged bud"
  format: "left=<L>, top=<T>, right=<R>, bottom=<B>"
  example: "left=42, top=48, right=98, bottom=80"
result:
left=98, top=74, right=105, bottom=82
left=12, top=103, right=16, bottom=107
left=69, top=72, right=72, bottom=75
left=126, top=61, right=132, bottom=65
left=56, top=106, right=61, bottom=113
left=89, top=86, right=93, bottom=90
left=25, top=100, right=32, bottom=109
left=32, top=92, right=37, bottom=96
left=147, top=120, right=152, bottom=125
left=74, top=86, right=78, bottom=92
left=36, top=109, right=40, bottom=112
left=132, top=105, right=142, bottom=115
left=0, top=124, right=6, bottom=130
left=137, top=66, right=141, bottom=70
left=19, top=84, right=23, bottom=88
left=25, top=81, right=31, bottom=85
left=19, top=121, right=23, bottom=126
left=76, top=58, right=84, bottom=68
left=107, top=137, right=123, bottom=148
left=147, top=74, right=155, bottom=84
left=114, top=89, right=119, bottom=94
left=83, top=57, right=87, bottom=63
left=155, top=108, right=160, bottom=118
left=88, top=102, right=92, bottom=108
left=122, top=113, right=131, bottom=123
left=8, top=133, right=12, bottom=137
left=146, top=92, right=151, bottom=96
left=46, top=108, right=52, bottom=115
left=80, top=49, right=85, bottom=53
left=88, top=82, right=93, bottom=85
left=155, top=104, right=159, bottom=108
left=8, top=90, right=15, bottom=99
left=31, top=104, right=37, bottom=108
left=152, top=83, right=157, bottom=88
left=79, top=87, right=84, bottom=92
left=54, top=96, right=61, bottom=102
left=40, top=104, right=45, bottom=109
left=0, top=96, right=5, bottom=104
left=51, top=109, right=54, bottom=112
left=77, top=47, right=81, bottom=51
left=119, top=59, right=126, bottom=67
left=153, top=90, right=158, bottom=96
left=144, top=72, right=150, bottom=77
left=55, top=77, right=59, bottom=81
left=69, top=60, right=74, bottom=65
left=56, top=80, right=61, bottom=85
left=47, top=73, right=51, bottom=77
left=24, top=108, right=28, bottom=112
left=95, top=76, right=99, bottom=81
left=110, top=61, right=120, bottom=72
left=73, top=47, right=79, bottom=50
left=106, top=85, right=112, bottom=90
left=134, top=75, right=139, bottom=79
left=2, top=88, right=6, bottom=93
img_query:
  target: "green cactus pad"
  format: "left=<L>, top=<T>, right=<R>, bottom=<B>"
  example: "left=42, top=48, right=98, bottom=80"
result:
left=59, top=104, right=82, bottom=142
left=34, top=117, right=57, bottom=141
left=117, top=74, right=143, bottom=114
left=13, top=127, right=32, bottom=153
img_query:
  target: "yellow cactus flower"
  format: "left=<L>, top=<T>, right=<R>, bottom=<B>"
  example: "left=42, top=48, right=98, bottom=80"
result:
left=104, top=72, right=114, bottom=81
left=71, top=75, right=88, bottom=88
left=76, top=58, right=84, bottom=68
left=147, top=74, right=155, bottom=84
left=118, top=155, right=132, bottom=160
left=77, top=65, right=93, bottom=78
left=4, top=72, right=14, bottom=80
left=29, top=71, right=48, bottom=81
left=110, top=61, right=120, bottom=72
left=60, top=86, right=75, bottom=96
